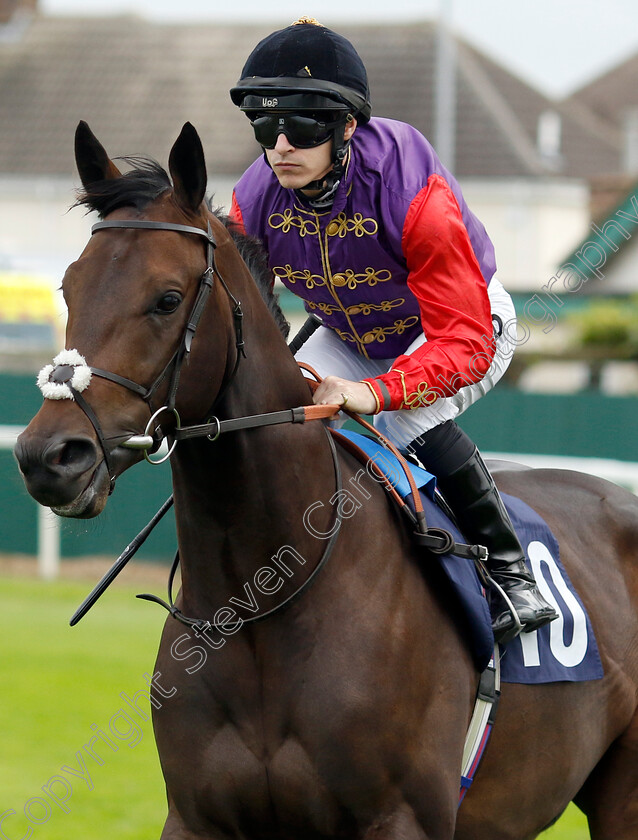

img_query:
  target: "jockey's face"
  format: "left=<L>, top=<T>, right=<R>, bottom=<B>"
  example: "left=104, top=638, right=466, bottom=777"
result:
left=265, top=117, right=357, bottom=194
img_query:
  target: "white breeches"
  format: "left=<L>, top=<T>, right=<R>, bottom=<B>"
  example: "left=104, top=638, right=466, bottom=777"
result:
left=295, top=277, right=517, bottom=449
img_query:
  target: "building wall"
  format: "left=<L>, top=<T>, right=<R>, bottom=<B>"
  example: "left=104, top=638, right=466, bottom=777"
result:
left=589, top=239, right=638, bottom=294
left=0, top=175, right=90, bottom=278
left=0, top=174, right=238, bottom=279
left=460, top=178, right=590, bottom=292
left=1, top=173, right=590, bottom=295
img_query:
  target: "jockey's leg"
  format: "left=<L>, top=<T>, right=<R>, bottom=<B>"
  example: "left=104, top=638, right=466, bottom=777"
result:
left=408, top=420, right=558, bottom=644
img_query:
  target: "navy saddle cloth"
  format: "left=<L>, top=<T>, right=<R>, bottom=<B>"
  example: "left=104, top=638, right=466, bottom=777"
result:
left=336, top=430, right=603, bottom=684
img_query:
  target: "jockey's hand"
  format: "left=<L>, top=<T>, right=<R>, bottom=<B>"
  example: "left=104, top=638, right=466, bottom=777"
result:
left=313, top=376, right=377, bottom=415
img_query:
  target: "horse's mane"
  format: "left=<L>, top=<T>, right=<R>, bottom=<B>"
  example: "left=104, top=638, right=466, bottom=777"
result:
left=218, top=211, right=290, bottom=339
left=74, top=156, right=290, bottom=339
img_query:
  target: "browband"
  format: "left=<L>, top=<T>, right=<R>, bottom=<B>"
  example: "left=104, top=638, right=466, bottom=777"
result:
left=92, top=219, right=216, bottom=246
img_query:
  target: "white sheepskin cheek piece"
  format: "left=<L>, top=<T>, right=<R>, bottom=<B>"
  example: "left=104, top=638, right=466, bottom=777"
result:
left=37, top=349, right=92, bottom=401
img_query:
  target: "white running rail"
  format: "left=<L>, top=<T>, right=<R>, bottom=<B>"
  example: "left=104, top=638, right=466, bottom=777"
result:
left=3, top=426, right=638, bottom=580
left=1, top=424, right=60, bottom=580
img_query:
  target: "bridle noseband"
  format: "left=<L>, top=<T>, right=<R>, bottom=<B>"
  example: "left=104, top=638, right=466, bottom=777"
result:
left=38, top=217, right=245, bottom=491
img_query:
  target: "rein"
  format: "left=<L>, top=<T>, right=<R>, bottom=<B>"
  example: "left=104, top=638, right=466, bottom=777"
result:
left=136, top=428, right=343, bottom=630
left=69, top=395, right=342, bottom=627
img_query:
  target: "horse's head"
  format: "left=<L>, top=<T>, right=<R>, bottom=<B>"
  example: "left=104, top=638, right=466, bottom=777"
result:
left=15, top=122, right=248, bottom=518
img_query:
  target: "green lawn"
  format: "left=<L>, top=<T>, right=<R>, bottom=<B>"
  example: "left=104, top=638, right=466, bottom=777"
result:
left=0, top=575, right=590, bottom=839
left=0, top=576, right=167, bottom=839
left=540, top=805, right=589, bottom=838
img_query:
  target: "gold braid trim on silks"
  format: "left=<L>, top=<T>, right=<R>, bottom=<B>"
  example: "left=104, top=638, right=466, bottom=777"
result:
left=306, top=298, right=405, bottom=317
left=326, top=212, right=378, bottom=238
left=273, top=265, right=327, bottom=290
left=363, top=380, right=381, bottom=414
left=347, top=298, right=405, bottom=315
left=268, top=210, right=319, bottom=237
left=360, top=316, right=420, bottom=345
left=331, top=268, right=392, bottom=290
left=392, top=368, right=439, bottom=410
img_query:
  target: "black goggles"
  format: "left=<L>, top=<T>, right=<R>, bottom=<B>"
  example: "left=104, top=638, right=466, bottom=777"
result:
left=249, top=113, right=345, bottom=149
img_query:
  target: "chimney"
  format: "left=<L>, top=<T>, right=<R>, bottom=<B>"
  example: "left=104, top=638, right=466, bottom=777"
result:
left=0, top=0, right=36, bottom=24
left=537, top=109, right=563, bottom=171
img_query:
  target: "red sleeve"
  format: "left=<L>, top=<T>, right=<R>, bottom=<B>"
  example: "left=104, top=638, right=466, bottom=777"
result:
left=229, top=191, right=246, bottom=233
left=363, top=174, right=495, bottom=412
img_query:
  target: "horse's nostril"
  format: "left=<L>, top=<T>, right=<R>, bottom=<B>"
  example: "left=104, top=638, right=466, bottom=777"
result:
left=15, top=433, right=102, bottom=509
left=47, top=437, right=98, bottom=474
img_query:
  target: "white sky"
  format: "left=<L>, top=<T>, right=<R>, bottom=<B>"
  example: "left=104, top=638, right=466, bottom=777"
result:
left=39, top=0, right=638, bottom=97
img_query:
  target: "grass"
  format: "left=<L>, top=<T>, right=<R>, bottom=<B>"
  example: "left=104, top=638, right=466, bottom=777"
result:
left=538, top=804, right=589, bottom=838
left=0, top=574, right=590, bottom=839
left=0, top=575, right=167, bottom=839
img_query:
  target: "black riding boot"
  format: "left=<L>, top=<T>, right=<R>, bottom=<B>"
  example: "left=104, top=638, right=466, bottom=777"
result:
left=408, top=422, right=558, bottom=643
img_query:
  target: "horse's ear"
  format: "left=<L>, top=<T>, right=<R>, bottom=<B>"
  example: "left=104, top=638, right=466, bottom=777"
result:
left=74, top=121, right=122, bottom=188
left=168, top=122, right=207, bottom=214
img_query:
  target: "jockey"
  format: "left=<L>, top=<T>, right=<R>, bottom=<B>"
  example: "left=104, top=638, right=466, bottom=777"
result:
left=229, top=17, right=557, bottom=643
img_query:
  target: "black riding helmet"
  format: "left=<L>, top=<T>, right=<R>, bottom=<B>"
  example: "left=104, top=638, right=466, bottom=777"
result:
left=230, top=18, right=371, bottom=192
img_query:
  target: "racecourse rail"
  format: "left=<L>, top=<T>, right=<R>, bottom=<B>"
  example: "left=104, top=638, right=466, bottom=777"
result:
left=3, top=424, right=638, bottom=580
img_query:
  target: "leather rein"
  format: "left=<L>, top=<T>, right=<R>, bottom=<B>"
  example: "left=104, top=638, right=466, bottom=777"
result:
left=66, top=215, right=344, bottom=628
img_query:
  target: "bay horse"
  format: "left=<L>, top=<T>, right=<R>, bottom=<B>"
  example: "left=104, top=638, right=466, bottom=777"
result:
left=15, top=122, right=638, bottom=839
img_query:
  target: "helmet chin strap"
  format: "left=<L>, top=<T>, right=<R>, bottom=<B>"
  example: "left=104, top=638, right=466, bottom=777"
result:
left=295, top=122, right=350, bottom=204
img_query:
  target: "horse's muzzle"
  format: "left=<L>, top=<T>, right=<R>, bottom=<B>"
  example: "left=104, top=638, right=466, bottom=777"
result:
left=15, top=429, right=107, bottom=517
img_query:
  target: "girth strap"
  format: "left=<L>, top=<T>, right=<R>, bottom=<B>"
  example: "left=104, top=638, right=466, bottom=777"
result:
left=459, top=646, right=501, bottom=805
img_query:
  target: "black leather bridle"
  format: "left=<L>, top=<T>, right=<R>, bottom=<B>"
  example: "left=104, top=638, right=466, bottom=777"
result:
left=68, top=218, right=245, bottom=491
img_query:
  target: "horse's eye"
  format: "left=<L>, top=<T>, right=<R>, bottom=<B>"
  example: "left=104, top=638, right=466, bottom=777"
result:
left=155, top=292, right=182, bottom=314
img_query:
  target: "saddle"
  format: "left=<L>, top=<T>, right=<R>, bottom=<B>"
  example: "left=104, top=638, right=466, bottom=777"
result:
left=331, top=426, right=494, bottom=671
left=331, top=426, right=603, bottom=687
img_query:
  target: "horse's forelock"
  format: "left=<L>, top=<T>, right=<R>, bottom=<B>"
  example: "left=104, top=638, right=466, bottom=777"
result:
left=74, top=156, right=172, bottom=218
left=73, top=165, right=290, bottom=340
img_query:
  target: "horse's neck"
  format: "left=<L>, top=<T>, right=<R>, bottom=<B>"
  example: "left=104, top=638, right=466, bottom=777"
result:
left=170, top=319, right=338, bottom=611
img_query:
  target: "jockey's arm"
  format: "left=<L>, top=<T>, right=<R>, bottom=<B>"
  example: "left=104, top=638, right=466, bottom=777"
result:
left=359, top=174, right=495, bottom=413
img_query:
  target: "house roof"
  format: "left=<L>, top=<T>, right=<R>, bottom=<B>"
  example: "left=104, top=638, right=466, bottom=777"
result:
left=567, top=51, right=638, bottom=128
left=559, top=179, right=638, bottom=290
left=565, top=48, right=638, bottom=215
left=0, top=14, right=622, bottom=180
left=462, top=42, right=621, bottom=178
